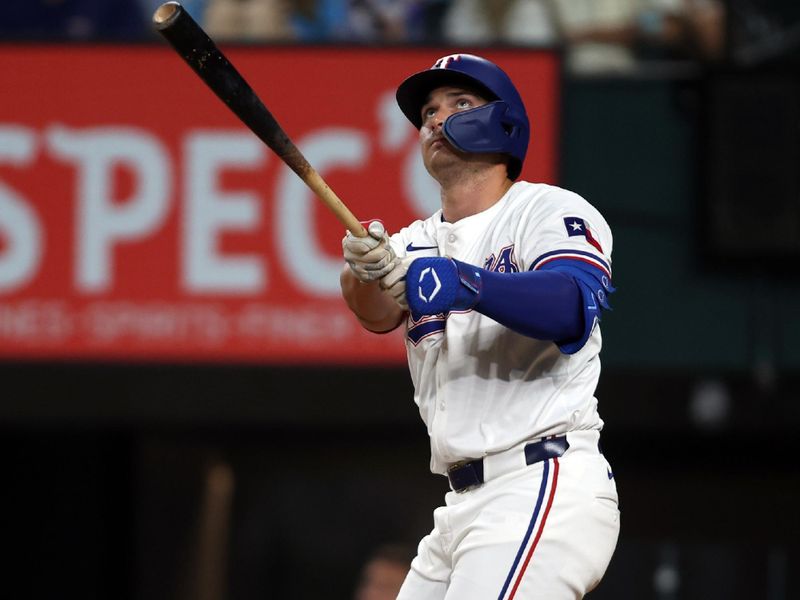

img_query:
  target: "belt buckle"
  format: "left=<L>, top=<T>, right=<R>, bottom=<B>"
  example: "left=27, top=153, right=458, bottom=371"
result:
left=447, top=459, right=470, bottom=473
left=447, top=459, right=482, bottom=493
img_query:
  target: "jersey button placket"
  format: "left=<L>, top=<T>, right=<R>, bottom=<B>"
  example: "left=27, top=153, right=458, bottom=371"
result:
left=445, top=233, right=457, bottom=256
left=436, top=223, right=452, bottom=256
left=431, top=366, right=449, bottom=463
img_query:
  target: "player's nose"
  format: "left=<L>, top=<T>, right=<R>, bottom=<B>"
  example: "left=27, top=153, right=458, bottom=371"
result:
left=426, top=106, right=449, bottom=130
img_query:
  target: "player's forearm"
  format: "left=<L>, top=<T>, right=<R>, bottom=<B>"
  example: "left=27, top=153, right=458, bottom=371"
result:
left=406, top=257, right=615, bottom=353
left=340, top=266, right=405, bottom=333
left=473, top=269, right=584, bottom=341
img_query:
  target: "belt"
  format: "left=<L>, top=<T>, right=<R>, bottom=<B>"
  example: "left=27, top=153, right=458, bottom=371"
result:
left=447, top=435, right=570, bottom=493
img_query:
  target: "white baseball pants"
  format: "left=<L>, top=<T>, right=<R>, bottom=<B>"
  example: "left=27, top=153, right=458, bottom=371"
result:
left=397, top=430, right=620, bottom=600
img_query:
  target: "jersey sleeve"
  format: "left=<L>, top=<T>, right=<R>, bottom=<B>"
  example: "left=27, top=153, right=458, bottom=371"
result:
left=514, top=188, right=614, bottom=354
left=519, top=188, right=613, bottom=281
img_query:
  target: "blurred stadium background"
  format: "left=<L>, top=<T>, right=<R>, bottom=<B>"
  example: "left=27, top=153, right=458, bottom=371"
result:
left=1, top=1, right=798, bottom=598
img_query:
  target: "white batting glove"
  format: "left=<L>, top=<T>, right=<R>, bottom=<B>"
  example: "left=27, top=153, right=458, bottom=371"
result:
left=342, top=220, right=398, bottom=283
left=380, top=256, right=413, bottom=310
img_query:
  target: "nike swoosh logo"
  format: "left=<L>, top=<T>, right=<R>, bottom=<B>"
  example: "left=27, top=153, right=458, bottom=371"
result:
left=406, top=243, right=438, bottom=252
left=607, top=469, right=614, bottom=480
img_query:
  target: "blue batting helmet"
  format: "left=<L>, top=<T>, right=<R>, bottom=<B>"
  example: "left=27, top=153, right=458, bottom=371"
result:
left=396, top=53, right=530, bottom=180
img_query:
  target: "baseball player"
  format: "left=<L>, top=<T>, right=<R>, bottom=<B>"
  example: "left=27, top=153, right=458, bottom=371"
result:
left=340, top=54, right=620, bottom=599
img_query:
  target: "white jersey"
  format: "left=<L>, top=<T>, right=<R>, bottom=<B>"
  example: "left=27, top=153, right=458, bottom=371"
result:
left=388, top=181, right=614, bottom=475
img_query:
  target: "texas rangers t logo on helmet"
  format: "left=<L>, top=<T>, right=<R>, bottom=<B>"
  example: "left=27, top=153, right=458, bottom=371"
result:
left=433, top=54, right=462, bottom=70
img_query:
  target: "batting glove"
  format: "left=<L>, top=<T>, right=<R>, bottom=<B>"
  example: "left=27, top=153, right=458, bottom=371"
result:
left=380, top=256, right=414, bottom=310
left=406, top=257, right=482, bottom=317
left=342, top=220, right=398, bottom=283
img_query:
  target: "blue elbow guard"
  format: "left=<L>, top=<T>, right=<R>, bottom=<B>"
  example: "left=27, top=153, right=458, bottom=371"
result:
left=538, top=261, right=615, bottom=354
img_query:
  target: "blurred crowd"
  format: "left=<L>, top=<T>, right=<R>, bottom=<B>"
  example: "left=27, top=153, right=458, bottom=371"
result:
left=1, top=1, right=799, bottom=72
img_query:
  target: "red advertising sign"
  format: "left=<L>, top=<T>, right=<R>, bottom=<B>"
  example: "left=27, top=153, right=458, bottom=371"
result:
left=0, top=46, right=559, bottom=363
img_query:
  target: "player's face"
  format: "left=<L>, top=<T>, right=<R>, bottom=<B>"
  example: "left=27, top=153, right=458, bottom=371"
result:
left=419, top=86, right=487, bottom=172
left=418, top=86, right=509, bottom=184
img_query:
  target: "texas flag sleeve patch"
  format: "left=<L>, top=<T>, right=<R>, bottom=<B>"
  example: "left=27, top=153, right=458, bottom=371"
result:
left=563, top=217, right=604, bottom=254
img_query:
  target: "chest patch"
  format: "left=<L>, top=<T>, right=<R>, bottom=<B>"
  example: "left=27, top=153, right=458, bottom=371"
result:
left=483, top=244, right=519, bottom=273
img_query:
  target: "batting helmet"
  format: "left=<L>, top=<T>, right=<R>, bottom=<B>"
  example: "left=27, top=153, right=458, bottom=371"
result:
left=396, top=53, right=530, bottom=180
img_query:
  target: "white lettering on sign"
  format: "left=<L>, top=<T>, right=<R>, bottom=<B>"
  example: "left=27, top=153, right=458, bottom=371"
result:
left=83, top=301, right=230, bottom=345
left=0, top=126, right=42, bottom=293
left=47, top=125, right=171, bottom=293
left=0, top=300, right=73, bottom=341
left=183, top=131, right=266, bottom=294
left=237, top=303, right=352, bottom=343
left=0, top=300, right=359, bottom=350
left=0, top=93, right=427, bottom=300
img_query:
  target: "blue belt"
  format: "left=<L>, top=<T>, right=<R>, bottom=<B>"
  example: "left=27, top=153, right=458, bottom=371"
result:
left=446, top=435, right=570, bottom=493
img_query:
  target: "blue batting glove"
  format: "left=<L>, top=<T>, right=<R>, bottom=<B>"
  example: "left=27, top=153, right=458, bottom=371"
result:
left=406, top=257, right=484, bottom=317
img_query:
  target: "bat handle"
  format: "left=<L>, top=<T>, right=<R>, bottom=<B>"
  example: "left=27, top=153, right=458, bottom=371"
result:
left=304, top=169, right=369, bottom=238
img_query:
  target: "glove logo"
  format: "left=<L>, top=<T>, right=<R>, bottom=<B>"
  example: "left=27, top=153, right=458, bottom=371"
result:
left=417, top=267, right=442, bottom=303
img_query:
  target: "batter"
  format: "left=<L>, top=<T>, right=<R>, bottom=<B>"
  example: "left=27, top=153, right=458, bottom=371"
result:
left=340, top=54, right=619, bottom=599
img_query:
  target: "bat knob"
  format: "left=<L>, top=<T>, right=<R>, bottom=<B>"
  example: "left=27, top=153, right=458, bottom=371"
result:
left=153, top=2, right=182, bottom=29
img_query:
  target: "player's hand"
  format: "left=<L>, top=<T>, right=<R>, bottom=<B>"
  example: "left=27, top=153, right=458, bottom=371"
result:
left=342, top=220, right=397, bottom=283
left=406, top=257, right=483, bottom=317
left=380, top=256, right=413, bottom=310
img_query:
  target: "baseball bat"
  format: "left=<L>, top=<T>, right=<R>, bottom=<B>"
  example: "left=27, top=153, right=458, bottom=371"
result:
left=152, top=1, right=368, bottom=238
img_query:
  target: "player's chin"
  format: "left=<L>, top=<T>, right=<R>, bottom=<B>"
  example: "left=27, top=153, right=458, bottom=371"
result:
left=423, top=148, right=460, bottom=178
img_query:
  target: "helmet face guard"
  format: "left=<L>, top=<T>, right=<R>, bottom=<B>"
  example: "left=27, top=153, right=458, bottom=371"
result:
left=396, top=54, right=530, bottom=180
left=443, top=100, right=526, bottom=151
